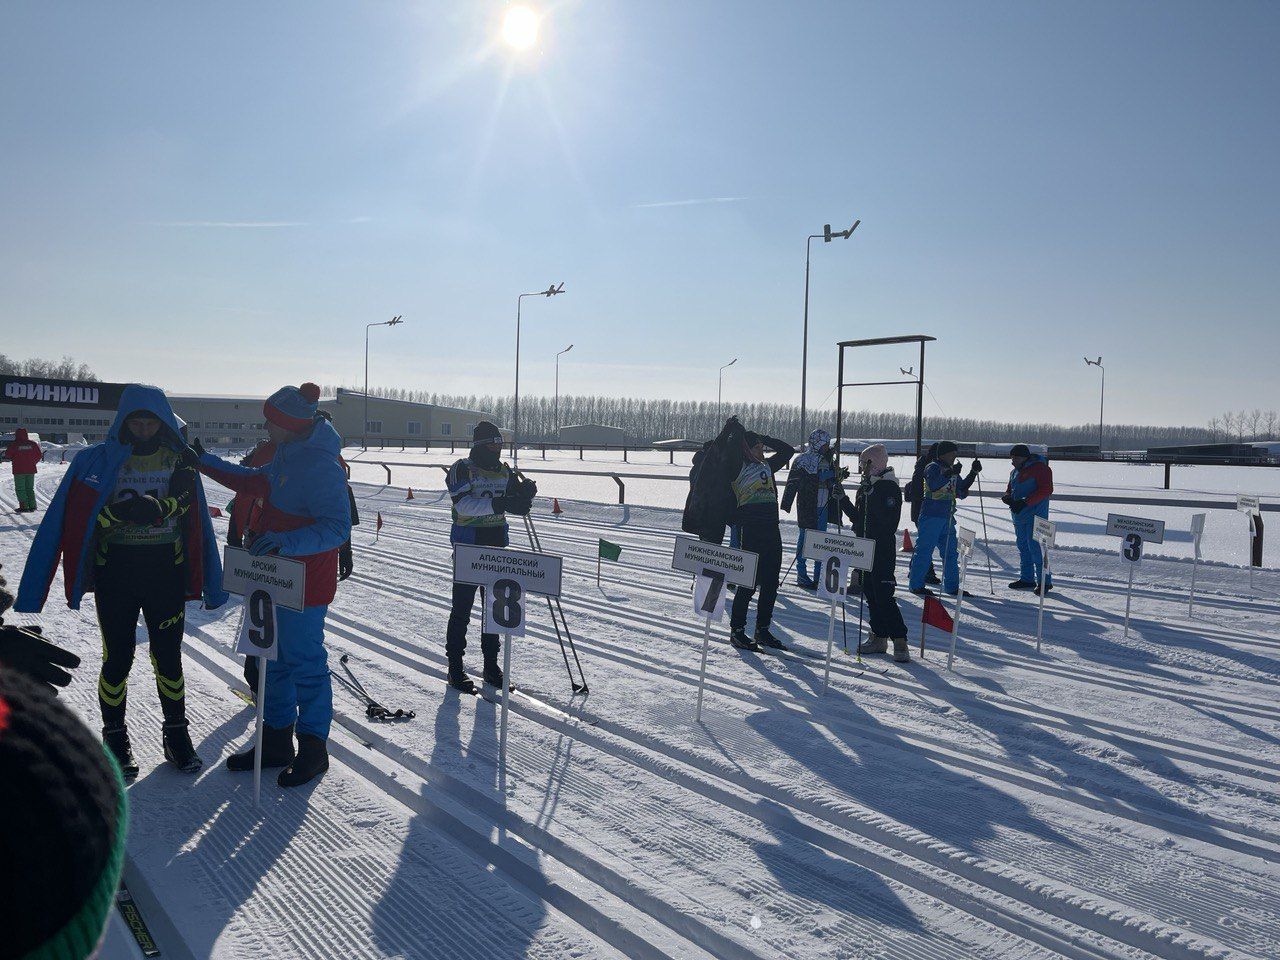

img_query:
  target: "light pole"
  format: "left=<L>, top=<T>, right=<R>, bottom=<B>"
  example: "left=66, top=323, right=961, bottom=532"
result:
left=801, top=218, right=859, bottom=440
left=1084, top=356, right=1105, bottom=452
left=364, top=315, right=403, bottom=450
left=717, top=358, right=737, bottom=425
left=555, top=343, right=574, bottom=436
left=514, top=283, right=565, bottom=467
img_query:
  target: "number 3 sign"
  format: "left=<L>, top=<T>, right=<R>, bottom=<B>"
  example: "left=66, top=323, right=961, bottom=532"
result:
left=484, top=578, right=527, bottom=636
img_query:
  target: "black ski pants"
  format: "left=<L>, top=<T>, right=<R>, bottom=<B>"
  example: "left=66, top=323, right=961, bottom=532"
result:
left=446, top=582, right=501, bottom=668
left=731, top=521, right=782, bottom=634
left=94, top=551, right=188, bottom=729
left=862, top=571, right=907, bottom=639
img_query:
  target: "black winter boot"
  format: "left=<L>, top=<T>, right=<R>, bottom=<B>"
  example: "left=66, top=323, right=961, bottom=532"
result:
left=278, top=733, right=329, bottom=788
left=447, top=659, right=477, bottom=694
left=227, top=723, right=295, bottom=772
left=482, top=663, right=506, bottom=689
left=755, top=627, right=788, bottom=651
left=729, top=628, right=761, bottom=652
left=163, top=719, right=203, bottom=774
left=103, top=725, right=139, bottom=783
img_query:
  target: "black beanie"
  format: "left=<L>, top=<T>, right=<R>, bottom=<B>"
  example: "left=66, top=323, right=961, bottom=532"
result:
left=473, top=421, right=503, bottom=445
left=744, top=431, right=761, bottom=448
left=935, top=440, right=958, bottom=457
left=1010, top=444, right=1031, bottom=458
left=0, top=667, right=128, bottom=959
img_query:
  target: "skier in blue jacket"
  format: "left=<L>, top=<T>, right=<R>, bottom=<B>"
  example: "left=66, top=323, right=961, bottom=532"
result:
left=1003, top=444, right=1054, bottom=592
left=17, top=385, right=227, bottom=780
left=907, top=440, right=981, bottom=596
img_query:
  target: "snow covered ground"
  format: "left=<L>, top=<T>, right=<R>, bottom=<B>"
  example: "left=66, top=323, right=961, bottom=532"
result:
left=5, top=463, right=1280, bottom=959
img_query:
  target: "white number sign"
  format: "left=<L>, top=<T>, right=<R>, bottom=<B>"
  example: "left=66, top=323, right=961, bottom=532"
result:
left=483, top=578, right=527, bottom=636
left=817, top=555, right=846, bottom=600
left=1121, top=533, right=1144, bottom=564
left=236, top=589, right=279, bottom=660
left=693, top=570, right=727, bottom=622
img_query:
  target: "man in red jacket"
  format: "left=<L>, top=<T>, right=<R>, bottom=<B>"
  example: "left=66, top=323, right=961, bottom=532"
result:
left=3, top=428, right=42, bottom=512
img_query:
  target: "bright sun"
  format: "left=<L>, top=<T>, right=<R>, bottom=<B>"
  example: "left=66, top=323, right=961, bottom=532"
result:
left=501, top=6, right=540, bottom=51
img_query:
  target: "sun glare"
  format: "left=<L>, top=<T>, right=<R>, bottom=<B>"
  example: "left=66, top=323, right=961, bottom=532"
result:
left=501, top=6, right=540, bottom=51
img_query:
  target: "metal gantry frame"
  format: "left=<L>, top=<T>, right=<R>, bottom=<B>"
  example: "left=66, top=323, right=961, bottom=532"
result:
left=833, top=335, right=936, bottom=467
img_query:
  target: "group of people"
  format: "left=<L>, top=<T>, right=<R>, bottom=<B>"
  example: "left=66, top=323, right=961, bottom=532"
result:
left=684, top=420, right=1055, bottom=663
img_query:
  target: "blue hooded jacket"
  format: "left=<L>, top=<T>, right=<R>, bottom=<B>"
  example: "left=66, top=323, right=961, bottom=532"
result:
left=17, top=385, right=228, bottom=612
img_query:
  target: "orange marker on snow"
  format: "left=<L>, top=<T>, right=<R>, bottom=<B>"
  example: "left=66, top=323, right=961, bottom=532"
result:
left=901, top=528, right=914, bottom=553
left=406, top=487, right=414, bottom=501
left=552, top=498, right=563, bottom=516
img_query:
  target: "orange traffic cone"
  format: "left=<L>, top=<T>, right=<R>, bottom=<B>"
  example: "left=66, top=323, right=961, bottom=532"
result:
left=552, top=498, right=563, bottom=516
left=901, top=528, right=914, bottom=553
left=406, top=487, right=415, bottom=501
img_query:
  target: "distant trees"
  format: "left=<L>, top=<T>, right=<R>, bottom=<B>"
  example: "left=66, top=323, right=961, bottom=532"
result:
left=0, top=355, right=99, bottom=381
left=325, top=383, right=1258, bottom=449
left=1214, top=408, right=1278, bottom=443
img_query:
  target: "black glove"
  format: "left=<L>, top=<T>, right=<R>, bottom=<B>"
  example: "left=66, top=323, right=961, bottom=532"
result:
left=177, top=443, right=200, bottom=470
left=115, top=495, right=165, bottom=525
left=192, top=438, right=208, bottom=459
left=1009, top=498, right=1028, bottom=514
left=338, top=541, right=353, bottom=581
left=948, top=462, right=963, bottom=477
left=969, top=459, right=983, bottom=475
left=1001, top=493, right=1012, bottom=505
left=0, top=624, right=81, bottom=694
left=493, top=495, right=532, bottom=516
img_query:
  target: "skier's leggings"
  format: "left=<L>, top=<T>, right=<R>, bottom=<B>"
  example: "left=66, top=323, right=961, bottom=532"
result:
left=731, top=522, right=783, bottom=633
left=95, top=552, right=187, bottom=728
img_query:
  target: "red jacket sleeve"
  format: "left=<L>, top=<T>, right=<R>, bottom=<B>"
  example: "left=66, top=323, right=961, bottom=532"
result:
left=1024, top=462, right=1053, bottom=507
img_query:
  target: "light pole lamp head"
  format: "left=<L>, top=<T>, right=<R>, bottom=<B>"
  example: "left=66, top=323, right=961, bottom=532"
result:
left=387, top=315, right=403, bottom=326
left=544, top=282, right=565, bottom=297
left=823, top=224, right=833, bottom=242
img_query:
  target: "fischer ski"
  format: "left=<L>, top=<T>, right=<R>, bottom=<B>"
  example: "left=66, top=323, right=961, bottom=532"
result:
left=116, top=884, right=161, bottom=957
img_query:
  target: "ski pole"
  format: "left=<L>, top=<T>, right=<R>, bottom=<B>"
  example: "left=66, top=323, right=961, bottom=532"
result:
left=974, top=471, right=995, bottom=594
left=523, top=510, right=589, bottom=693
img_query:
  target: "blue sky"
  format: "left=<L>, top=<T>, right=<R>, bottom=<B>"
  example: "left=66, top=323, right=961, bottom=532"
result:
left=2, top=1, right=1277, bottom=427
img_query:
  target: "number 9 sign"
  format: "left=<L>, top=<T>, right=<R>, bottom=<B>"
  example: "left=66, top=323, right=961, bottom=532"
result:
left=236, top=588, right=279, bottom=660
left=1122, top=533, right=1144, bottom=564
left=485, top=578, right=526, bottom=635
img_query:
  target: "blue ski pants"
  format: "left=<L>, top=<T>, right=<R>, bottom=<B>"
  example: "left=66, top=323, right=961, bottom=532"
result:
left=908, top=514, right=960, bottom=593
left=263, top=604, right=333, bottom=740
left=1013, top=507, right=1052, bottom=586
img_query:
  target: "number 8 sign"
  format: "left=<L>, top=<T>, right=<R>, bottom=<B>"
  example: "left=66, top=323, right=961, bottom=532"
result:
left=484, top=578, right=526, bottom=636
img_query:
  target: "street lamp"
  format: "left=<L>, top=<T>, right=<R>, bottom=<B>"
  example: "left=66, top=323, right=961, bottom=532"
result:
left=1084, top=356, right=1105, bottom=453
left=514, top=283, right=565, bottom=467
left=717, top=358, right=737, bottom=425
left=801, top=218, right=859, bottom=440
left=555, top=343, right=574, bottom=437
left=364, top=315, right=403, bottom=450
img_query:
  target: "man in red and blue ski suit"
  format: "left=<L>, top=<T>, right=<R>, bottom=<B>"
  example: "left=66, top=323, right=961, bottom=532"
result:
left=196, top=382, right=350, bottom=788
left=1004, top=444, right=1054, bottom=591
left=907, top=440, right=980, bottom=595
left=4, top=427, right=42, bottom=512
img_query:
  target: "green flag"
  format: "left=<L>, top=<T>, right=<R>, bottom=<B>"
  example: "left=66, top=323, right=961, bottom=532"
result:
left=598, top=538, right=622, bottom=562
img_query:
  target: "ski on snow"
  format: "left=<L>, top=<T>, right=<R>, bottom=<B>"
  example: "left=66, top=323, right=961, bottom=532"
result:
left=116, top=884, right=162, bottom=957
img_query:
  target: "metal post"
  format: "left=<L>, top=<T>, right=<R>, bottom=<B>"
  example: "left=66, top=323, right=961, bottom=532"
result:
left=498, top=631, right=513, bottom=794
left=695, top=614, right=712, bottom=722
left=1036, top=551, right=1048, bottom=653
left=1123, top=563, right=1135, bottom=637
left=916, top=339, right=926, bottom=457
left=1099, top=364, right=1105, bottom=453
left=801, top=236, right=814, bottom=440
left=253, top=655, right=267, bottom=808
left=822, top=595, right=837, bottom=694
left=363, top=327, right=369, bottom=451
left=514, top=297, right=523, bottom=469
left=835, top=347, right=845, bottom=470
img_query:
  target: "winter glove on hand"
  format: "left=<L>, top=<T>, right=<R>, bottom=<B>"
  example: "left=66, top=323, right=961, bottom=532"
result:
left=1009, top=498, right=1028, bottom=514
left=1001, top=493, right=1012, bottom=505
left=969, top=459, right=983, bottom=475
left=191, top=438, right=208, bottom=459
left=0, top=625, right=81, bottom=693
left=338, top=542, right=353, bottom=581
left=128, top=495, right=165, bottom=525
left=494, top=495, right=532, bottom=516
left=248, top=532, right=285, bottom=556
left=948, top=462, right=963, bottom=477
left=177, top=443, right=200, bottom=470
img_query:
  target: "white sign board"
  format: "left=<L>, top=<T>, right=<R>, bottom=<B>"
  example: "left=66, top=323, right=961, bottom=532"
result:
left=453, top=545, right=563, bottom=597
left=1105, top=513, right=1165, bottom=545
left=222, top=546, right=307, bottom=612
left=956, top=525, right=977, bottom=558
left=816, top=555, right=847, bottom=600
left=693, top=574, right=728, bottom=622
left=1237, top=495, right=1261, bottom=516
left=800, top=530, right=877, bottom=573
left=237, top=590, right=280, bottom=660
left=1190, top=513, right=1206, bottom=560
left=671, top=537, right=759, bottom=588
left=1120, top=533, right=1144, bottom=564
left=482, top=579, right=528, bottom=636
left=1033, top=517, right=1056, bottom=548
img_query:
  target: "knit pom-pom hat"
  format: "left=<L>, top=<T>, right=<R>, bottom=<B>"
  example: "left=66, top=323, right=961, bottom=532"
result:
left=263, top=382, right=321, bottom=433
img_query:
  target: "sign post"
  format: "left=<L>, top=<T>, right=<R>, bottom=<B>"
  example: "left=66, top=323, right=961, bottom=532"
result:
left=800, top=530, right=876, bottom=691
left=671, top=537, right=759, bottom=721
left=453, top=544, right=564, bottom=793
left=1106, top=514, right=1164, bottom=640
left=1188, top=512, right=1206, bottom=618
left=1033, top=517, right=1056, bottom=653
left=222, top=546, right=307, bottom=808
left=946, top=526, right=976, bottom=670
left=1238, top=496, right=1261, bottom=593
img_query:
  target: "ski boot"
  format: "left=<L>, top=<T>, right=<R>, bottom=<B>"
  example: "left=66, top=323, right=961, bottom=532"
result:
left=796, top=577, right=817, bottom=592
left=1033, top=582, right=1053, bottom=596
left=944, top=588, right=974, bottom=599
left=910, top=587, right=933, bottom=597
left=103, top=725, right=139, bottom=784
left=162, top=719, right=203, bottom=774
left=891, top=638, right=911, bottom=663
left=857, top=633, right=889, bottom=655
left=447, top=659, right=477, bottom=695
left=227, top=723, right=295, bottom=772
left=1008, top=579, right=1035, bottom=591
left=729, top=628, right=761, bottom=652
left=754, top=627, right=788, bottom=651
left=482, top=661, right=507, bottom=690
left=278, top=733, right=329, bottom=788
left=925, top=568, right=941, bottom=586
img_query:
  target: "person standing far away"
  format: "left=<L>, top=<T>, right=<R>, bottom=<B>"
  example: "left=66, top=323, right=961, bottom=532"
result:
left=851, top=444, right=911, bottom=662
left=3, top=427, right=42, bottom=512
left=782, top=428, right=853, bottom=590
left=907, top=440, right=981, bottom=597
left=444, top=421, right=536, bottom=694
left=194, top=382, right=351, bottom=789
left=904, top=442, right=942, bottom=586
left=15, top=386, right=228, bottom=782
left=1003, top=443, right=1054, bottom=594
left=727, top=430, right=796, bottom=652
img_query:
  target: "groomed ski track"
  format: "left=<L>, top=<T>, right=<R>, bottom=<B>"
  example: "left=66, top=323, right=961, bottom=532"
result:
left=5, top=470, right=1280, bottom=959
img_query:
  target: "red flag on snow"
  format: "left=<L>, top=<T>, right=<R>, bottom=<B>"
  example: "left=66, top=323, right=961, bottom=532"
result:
left=376, top=512, right=383, bottom=532
left=922, top=595, right=954, bottom=633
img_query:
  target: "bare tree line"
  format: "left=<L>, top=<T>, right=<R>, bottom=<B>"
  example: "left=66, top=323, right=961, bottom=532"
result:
left=0, top=355, right=99, bottom=381
left=325, top=384, right=1270, bottom=449
left=1208, top=410, right=1280, bottom=443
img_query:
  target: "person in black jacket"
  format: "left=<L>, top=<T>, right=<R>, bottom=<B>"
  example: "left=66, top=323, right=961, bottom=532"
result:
left=904, top=442, right=941, bottom=587
left=726, top=430, right=795, bottom=651
left=781, top=428, right=855, bottom=589
left=683, top=417, right=745, bottom=545
left=851, top=444, right=910, bottom=662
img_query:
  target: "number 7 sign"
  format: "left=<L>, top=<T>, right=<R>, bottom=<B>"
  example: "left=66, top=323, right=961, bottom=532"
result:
left=693, top=569, right=727, bottom=622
